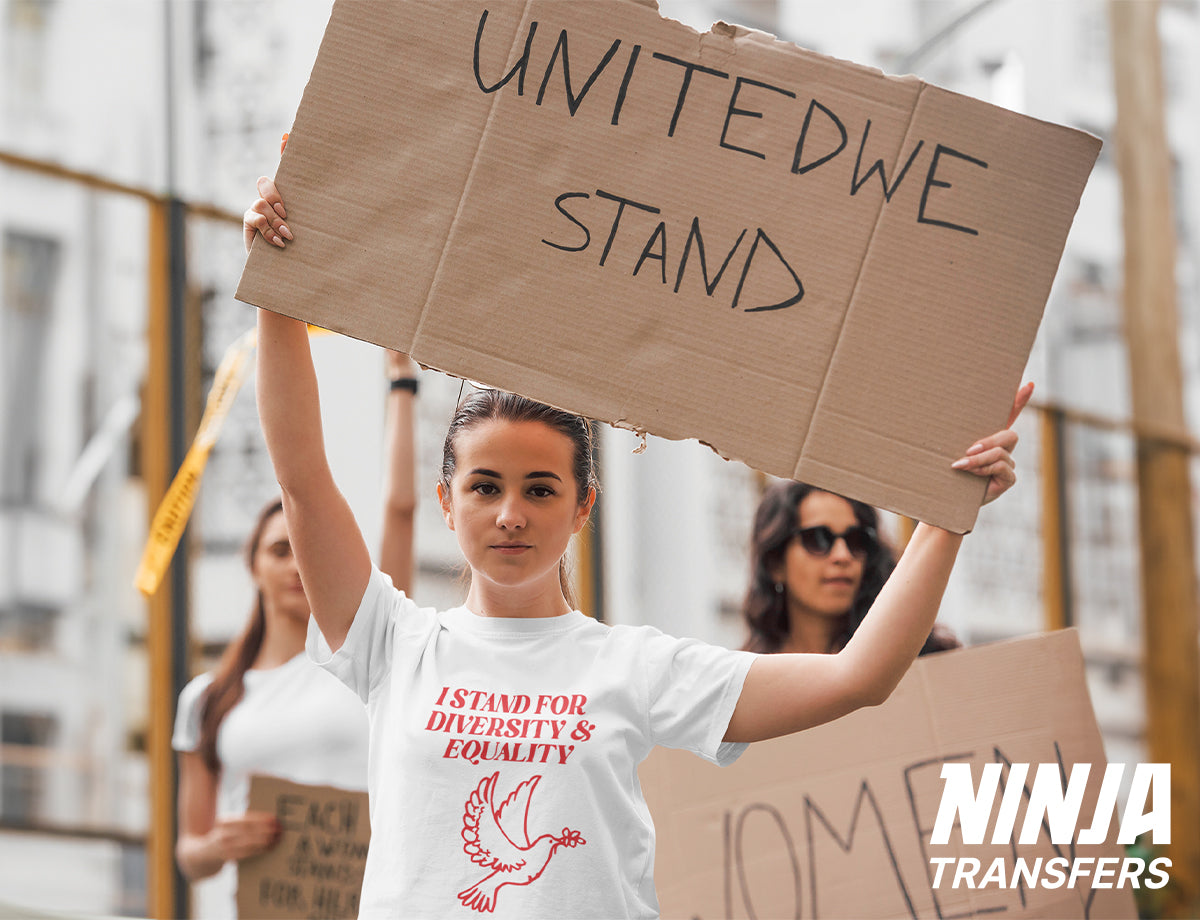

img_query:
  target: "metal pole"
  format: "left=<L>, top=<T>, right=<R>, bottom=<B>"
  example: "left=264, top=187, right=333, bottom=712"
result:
left=1039, top=407, right=1073, bottom=631
left=1110, top=2, right=1200, bottom=912
left=148, top=0, right=191, bottom=915
left=167, top=196, right=192, bottom=920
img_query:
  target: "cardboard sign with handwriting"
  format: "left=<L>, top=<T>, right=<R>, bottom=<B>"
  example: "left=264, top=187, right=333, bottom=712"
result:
left=237, top=776, right=370, bottom=920
left=640, top=630, right=1138, bottom=919
left=236, top=0, right=1101, bottom=532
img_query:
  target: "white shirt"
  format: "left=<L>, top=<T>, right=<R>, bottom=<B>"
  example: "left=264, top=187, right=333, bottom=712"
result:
left=309, top=566, right=754, bottom=919
left=174, top=652, right=370, bottom=918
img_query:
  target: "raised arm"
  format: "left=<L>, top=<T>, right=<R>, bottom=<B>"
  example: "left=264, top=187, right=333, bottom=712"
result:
left=725, top=383, right=1034, bottom=743
left=247, top=176, right=371, bottom=651
left=379, top=351, right=418, bottom=593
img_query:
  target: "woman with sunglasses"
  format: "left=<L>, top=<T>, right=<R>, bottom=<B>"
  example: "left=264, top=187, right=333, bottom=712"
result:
left=246, top=173, right=1028, bottom=918
left=742, top=483, right=959, bottom=656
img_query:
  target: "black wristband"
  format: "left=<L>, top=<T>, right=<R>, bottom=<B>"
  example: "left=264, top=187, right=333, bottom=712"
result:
left=389, top=376, right=419, bottom=394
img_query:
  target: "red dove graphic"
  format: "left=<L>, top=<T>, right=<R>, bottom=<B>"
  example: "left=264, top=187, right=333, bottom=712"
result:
left=458, top=771, right=586, bottom=913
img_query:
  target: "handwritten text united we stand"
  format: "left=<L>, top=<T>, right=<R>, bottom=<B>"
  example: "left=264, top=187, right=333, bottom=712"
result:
left=931, top=762, right=1171, bottom=892
left=471, top=8, right=989, bottom=315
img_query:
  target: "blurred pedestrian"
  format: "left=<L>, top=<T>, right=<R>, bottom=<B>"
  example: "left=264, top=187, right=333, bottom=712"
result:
left=741, top=482, right=960, bottom=656
left=244, top=173, right=1027, bottom=919
left=171, top=351, right=419, bottom=918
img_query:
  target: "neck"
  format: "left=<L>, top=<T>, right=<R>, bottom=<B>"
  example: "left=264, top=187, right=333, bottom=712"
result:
left=780, top=607, right=841, bottom=655
left=253, top=603, right=308, bottom=668
left=465, top=575, right=572, bottom=619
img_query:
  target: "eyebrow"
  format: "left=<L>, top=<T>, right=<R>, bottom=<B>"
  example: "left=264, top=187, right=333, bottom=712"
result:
left=469, top=468, right=564, bottom=482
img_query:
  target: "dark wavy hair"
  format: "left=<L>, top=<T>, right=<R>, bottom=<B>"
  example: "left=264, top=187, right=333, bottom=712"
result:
left=196, top=498, right=282, bottom=773
left=741, top=482, right=955, bottom=656
left=441, top=389, right=598, bottom=608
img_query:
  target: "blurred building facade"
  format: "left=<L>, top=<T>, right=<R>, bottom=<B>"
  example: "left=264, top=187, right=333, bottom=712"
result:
left=1, top=0, right=1197, bottom=915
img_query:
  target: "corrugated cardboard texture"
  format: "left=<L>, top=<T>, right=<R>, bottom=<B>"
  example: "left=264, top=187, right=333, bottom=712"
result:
left=640, top=630, right=1137, bottom=919
left=237, top=776, right=369, bottom=919
left=236, top=0, right=1101, bottom=532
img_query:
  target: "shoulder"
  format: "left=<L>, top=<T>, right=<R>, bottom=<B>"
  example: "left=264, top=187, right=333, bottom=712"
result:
left=177, top=671, right=215, bottom=714
left=364, top=564, right=438, bottom=634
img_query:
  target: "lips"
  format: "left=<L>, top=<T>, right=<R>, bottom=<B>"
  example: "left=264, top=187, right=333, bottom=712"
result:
left=492, top=543, right=532, bottom=554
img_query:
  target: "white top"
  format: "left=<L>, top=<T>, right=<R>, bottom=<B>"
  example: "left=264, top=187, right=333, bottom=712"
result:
left=173, top=652, right=370, bottom=918
left=308, top=566, right=755, bottom=919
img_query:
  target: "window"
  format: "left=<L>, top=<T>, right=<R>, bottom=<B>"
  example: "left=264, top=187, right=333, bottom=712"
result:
left=0, top=602, right=58, bottom=652
left=1, top=230, right=61, bottom=504
left=4, top=0, right=54, bottom=114
left=0, top=710, right=57, bottom=826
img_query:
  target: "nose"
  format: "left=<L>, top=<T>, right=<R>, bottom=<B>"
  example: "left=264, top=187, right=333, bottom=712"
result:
left=828, top=536, right=855, bottom=563
left=496, top=494, right=527, bottom=531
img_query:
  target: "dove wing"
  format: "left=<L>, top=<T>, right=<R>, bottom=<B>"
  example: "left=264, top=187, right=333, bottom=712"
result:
left=461, top=772, right=529, bottom=872
left=495, top=775, right=541, bottom=849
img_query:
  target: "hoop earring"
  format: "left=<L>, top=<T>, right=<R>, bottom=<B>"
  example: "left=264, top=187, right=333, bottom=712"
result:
left=774, top=581, right=784, bottom=595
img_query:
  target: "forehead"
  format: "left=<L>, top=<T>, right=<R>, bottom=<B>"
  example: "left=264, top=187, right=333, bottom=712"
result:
left=257, top=510, right=289, bottom=546
left=453, top=418, right=576, bottom=477
left=796, top=491, right=858, bottom=528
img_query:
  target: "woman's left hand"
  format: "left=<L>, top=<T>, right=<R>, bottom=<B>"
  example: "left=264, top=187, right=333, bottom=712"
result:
left=951, top=382, right=1034, bottom=505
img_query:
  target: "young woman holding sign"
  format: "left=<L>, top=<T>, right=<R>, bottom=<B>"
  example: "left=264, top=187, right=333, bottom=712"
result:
left=246, top=173, right=1029, bottom=919
left=172, top=348, right=420, bottom=918
left=741, top=481, right=960, bottom=655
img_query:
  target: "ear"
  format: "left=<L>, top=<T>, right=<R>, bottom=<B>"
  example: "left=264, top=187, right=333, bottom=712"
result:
left=572, top=487, right=597, bottom=535
left=767, top=560, right=785, bottom=587
left=437, top=481, right=455, bottom=532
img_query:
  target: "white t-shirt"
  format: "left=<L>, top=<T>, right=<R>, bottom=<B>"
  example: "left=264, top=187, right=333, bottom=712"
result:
left=173, top=652, right=370, bottom=918
left=308, top=566, right=755, bottom=919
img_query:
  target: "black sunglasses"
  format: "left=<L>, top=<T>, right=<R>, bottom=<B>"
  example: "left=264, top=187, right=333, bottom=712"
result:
left=792, top=524, right=877, bottom=560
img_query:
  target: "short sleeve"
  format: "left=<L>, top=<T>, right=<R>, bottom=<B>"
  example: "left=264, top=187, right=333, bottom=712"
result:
left=172, top=672, right=214, bottom=753
left=307, top=565, right=428, bottom=703
left=640, top=631, right=755, bottom=766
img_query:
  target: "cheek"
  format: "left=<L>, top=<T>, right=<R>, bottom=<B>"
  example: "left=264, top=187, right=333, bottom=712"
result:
left=784, top=553, right=812, bottom=587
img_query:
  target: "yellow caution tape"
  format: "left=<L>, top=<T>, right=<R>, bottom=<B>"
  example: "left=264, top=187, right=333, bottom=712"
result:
left=134, top=324, right=333, bottom=597
left=134, top=328, right=257, bottom=596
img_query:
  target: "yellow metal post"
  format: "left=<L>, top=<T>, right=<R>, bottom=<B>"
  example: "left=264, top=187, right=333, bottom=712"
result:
left=143, top=200, right=178, bottom=919
left=1039, top=406, right=1071, bottom=631
left=1110, top=2, right=1200, bottom=913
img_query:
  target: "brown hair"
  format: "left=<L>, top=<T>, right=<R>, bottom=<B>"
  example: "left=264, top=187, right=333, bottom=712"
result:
left=195, top=498, right=282, bottom=773
left=441, top=389, right=597, bottom=608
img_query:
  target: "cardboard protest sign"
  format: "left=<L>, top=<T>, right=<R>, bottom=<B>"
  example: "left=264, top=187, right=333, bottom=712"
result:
left=640, top=630, right=1140, bottom=919
left=237, top=776, right=369, bottom=920
left=236, top=0, right=1101, bottom=532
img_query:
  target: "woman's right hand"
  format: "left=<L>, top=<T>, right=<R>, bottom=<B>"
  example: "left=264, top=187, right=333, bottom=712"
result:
left=202, top=810, right=282, bottom=864
left=243, top=176, right=293, bottom=253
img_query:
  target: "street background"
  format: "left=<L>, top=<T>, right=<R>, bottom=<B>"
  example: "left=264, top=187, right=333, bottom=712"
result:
left=0, top=0, right=1197, bottom=916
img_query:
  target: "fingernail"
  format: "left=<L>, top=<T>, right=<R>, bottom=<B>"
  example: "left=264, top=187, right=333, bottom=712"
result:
left=273, top=203, right=286, bottom=218
left=279, top=224, right=293, bottom=240
left=271, top=235, right=284, bottom=247
left=951, top=458, right=969, bottom=470
left=965, top=443, right=984, bottom=455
